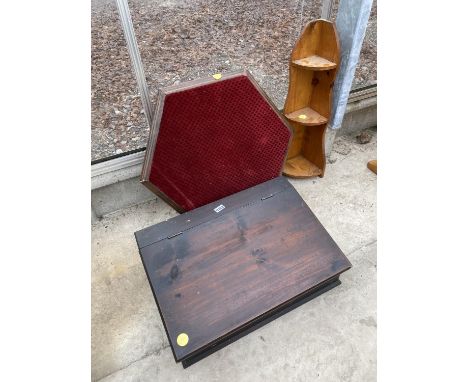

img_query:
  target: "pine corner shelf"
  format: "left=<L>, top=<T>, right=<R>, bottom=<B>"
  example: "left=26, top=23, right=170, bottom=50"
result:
left=282, top=19, right=340, bottom=179
left=292, top=55, right=337, bottom=71
left=285, top=107, right=327, bottom=126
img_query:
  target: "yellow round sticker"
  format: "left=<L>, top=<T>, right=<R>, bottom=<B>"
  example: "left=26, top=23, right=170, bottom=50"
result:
left=177, top=333, right=189, bottom=347
left=212, top=73, right=222, bottom=80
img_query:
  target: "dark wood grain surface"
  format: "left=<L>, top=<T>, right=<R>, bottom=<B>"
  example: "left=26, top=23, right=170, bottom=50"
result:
left=135, top=177, right=351, bottom=363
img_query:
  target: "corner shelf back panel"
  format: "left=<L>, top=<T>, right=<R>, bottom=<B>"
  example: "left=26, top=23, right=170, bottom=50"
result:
left=287, top=123, right=306, bottom=159
left=309, top=70, right=334, bottom=118
left=302, top=124, right=327, bottom=171
left=316, top=22, right=340, bottom=64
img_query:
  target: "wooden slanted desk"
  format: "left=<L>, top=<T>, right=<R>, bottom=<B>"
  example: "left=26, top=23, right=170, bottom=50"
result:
left=135, top=177, right=351, bottom=367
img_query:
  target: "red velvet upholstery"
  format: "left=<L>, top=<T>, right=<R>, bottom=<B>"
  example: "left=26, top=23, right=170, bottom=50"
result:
left=147, top=73, right=291, bottom=211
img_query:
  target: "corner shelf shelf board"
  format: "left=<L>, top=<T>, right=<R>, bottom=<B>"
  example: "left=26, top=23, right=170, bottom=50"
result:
left=292, top=55, right=337, bottom=71
left=285, top=107, right=327, bottom=126
left=282, top=19, right=340, bottom=179
left=284, top=155, right=322, bottom=178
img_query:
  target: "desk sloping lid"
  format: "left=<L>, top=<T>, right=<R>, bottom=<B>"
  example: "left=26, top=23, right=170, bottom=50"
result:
left=135, top=177, right=351, bottom=363
left=141, top=70, right=292, bottom=212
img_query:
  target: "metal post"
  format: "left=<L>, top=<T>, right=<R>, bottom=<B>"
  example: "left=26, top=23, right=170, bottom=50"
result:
left=321, top=0, right=335, bottom=20
left=115, top=0, right=154, bottom=128
left=329, top=0, right=373, bottom=130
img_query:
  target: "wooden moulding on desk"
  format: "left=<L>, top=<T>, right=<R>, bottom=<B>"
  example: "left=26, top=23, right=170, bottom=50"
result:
left=283, top=19, right=340, bottom=179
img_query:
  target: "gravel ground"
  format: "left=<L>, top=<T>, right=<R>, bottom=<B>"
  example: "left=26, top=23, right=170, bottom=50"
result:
left=91, top=0, right=376, bottom=161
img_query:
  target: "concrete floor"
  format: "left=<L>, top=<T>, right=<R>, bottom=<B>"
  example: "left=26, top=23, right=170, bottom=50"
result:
left=91, top=130, right=377, bottom=381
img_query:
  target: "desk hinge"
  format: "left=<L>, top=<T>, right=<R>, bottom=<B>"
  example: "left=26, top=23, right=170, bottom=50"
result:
left=167, top=231, right=183, bottom=239
left=261, top=193, right=275, bottom=201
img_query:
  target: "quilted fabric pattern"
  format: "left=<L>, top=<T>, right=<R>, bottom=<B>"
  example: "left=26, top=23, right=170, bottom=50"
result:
left=148, top=73, right=291, bottom=211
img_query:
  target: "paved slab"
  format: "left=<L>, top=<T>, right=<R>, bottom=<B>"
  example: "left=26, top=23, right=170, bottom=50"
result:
left=92, top=129, right=377, bottom=381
